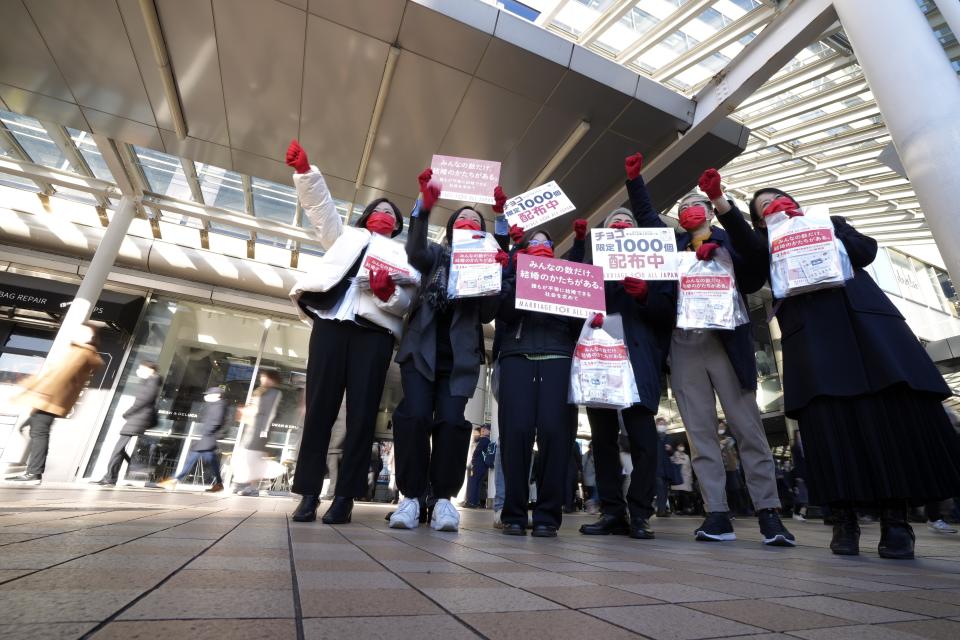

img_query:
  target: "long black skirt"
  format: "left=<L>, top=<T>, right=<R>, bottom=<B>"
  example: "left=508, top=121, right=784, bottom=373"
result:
left=797, top=384, right=960, bottom=507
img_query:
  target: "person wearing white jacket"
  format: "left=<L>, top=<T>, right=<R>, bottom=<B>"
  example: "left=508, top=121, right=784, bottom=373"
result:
left=285, top=140, right=417, bottom=525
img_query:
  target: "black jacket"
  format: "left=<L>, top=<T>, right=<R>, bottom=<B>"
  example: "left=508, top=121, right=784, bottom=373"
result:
left=396, top=209, right=501, bottom=398
left=242, top=387, right=281, bottom=451
left=717, top=208, right=950, bottom=415
left=120, top=374, right=162, bottom=436
left=191, top=398, right=227, bottom=452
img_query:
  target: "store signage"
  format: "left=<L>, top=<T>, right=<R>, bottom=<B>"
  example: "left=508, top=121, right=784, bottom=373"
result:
left=515, top=254, right=605, bottom=319
left=431, top=154, right=501, bottom=204
left=502, top=181, right=576, bottom=229
left=591, top=227, right=679, bottom=280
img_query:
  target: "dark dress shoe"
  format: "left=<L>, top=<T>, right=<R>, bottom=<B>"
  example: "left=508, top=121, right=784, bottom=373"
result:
left=321, top=496, right=353, bottom=524
left=532, top=524, right=558, bottom=538
left=879, top=509, right=915, bottom=560
left=579, top=514, right=629, bottom=535
left=629, top=518, right=655, bottom=539
left=292, top=495, right=320, bottom=522
left=829, top=508, right=860, bottom=556
left=95, top=479, right=116, bottom=486
left=502, top=523, right=526, bottom=536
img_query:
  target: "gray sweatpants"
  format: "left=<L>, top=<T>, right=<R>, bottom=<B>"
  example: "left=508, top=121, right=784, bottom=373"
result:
left=670, top=330, right=780, bottom=513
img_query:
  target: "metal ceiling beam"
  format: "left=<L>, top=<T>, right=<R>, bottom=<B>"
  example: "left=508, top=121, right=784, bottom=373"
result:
left=242, top=173, right=256, bottom=258
left=615, top=0, right=713, bottom=63
left=736, top=52, right=857, bottom=111
left=0, top=156, right=115, bottom=197
left=179, top=156, right=210, bottom=248
left=742, top=77, right=869, bottom=130
left=138, top=0, right=188, bottom=139
left=41, top=120, right=112, bottom=217
left=579, top=0, right=636, bottom=47
left=765, top=101, right=880, bottom=145
left=0, top=120, right=54, bottom=196
left=536, top=0, right=569, bottom=27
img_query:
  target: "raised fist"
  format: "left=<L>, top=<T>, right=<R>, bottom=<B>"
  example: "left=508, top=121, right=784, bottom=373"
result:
left=422, top=180, right=442, bottom=212
left=418, top=168, right=433, bottom=193
left=285, top=140, right=310, bottom=174
left=698, top=168, right=723, bottom=200
left=493, top=186, right=507, bottom=213
left=573, top=219, right=588, bottom=241
left=509, top=224, right=525, bottom=245
left=625, top=152, right=643, bottom=180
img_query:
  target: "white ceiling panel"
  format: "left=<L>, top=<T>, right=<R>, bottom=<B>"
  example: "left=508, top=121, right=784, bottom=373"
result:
left=307, top=0, right=406, bottom=43
left=398, top=1, right=492, bottom=74
left=82, top=108, right=164, bottom=149
left=475, top=38, right=567, bottom=103
left=0, top=84, right=88, bottom=131
left=0, top=0, right=73, bottom=102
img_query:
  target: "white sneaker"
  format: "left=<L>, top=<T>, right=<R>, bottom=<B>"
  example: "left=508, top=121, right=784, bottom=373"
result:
left=389, top=497, right=420, bottom=529
left=493, top=509, right=503, bottom=529
left=928, top=519, right=958, bottom=534
left=792, top=513, right=806, bottom=522
left=431, top=498, right=460, bottom=532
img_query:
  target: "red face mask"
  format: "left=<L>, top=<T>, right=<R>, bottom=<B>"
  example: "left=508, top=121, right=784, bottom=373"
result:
left=610, top=221, right=633, bottom=230
left=526, top=244, right=554, bottom=259
left=762, top=196, right=800, bottom=218
left=365, top=211, right=395, bottom=236
left=453, top=218, right=481, bottom=231
left=679, top=205, right=707, bottom=231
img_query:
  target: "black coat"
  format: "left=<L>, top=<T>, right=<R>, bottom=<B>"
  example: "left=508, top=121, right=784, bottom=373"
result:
left=191, top=398, right=226, bottom=452
left=396, top=210, right=501, bottom=398
left=120, top=374, right=162, bottom=436
left=626, top=176, right=763, bottom=392
left=717, top=208, right=950, bottom=416
left=242, top=387, right=281, bottom=451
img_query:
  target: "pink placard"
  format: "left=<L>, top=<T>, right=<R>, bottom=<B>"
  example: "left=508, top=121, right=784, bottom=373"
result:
left=515, top=254, right=606, bottom=319
left=431, top=154, right=501, bottom=205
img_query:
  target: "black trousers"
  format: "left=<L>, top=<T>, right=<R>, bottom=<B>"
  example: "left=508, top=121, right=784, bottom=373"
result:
left=587, top=404, right=657, bottom=521
left=292, top=319, right=394, bottom=497
left=104, top=434, right=134, bottom=482
left=499, top=356, right=576, bottom=529
left=25, top=410, right=57, bottom=475
left=392, top=362, right=471, bottom=500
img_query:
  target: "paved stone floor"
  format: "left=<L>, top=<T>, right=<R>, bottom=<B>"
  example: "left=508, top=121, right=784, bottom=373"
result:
left=2, top=486, right=960, bottom=639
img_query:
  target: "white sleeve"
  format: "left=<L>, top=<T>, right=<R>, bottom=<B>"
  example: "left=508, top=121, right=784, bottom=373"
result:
left=373, top=282, right=415, bottom=317
left=293, top=166, right=342, bottom=251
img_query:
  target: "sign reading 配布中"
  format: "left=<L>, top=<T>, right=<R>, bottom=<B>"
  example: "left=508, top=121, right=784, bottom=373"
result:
left=591, top=227, right=679, bottom=280
left=502, top=181, right=576, bottom=229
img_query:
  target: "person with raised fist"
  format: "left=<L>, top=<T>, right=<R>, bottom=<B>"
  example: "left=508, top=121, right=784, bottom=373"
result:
left=579, top=151, right=677, bottom=541
left=388, top=177, right=509, bottom=532
left=284, top=139, right=418, bottom=525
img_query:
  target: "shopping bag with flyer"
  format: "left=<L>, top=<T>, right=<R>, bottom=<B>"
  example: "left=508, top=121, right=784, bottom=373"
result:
left=447, top=229, right=502, bottom=298
left=568, top=314, right=640, bottom=409
left=676, top=259, right=749, bottom=331
left=355, top=233, right=421, bottom=289
left=767, top=208, right=853, bottom=298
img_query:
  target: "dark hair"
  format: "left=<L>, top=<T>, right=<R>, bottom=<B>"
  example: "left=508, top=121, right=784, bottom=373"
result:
left=748, top=188, right=800, bottom=228
left=140, top=361, right=158, bottom=371
left=355, top=197, right=403, bottom=238
left=260, top=369, right=281, bottom=383
left=522, top=228, right=553, bottom=245
left=445, top=206, right=487, bottom=243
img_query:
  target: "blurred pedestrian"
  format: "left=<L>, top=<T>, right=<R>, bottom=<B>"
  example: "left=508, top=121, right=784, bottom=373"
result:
left=160, top=387, right=226, bottom=491
left=234, top=370, right=282, bottom=497
left=671, top=443, right=694, bottom=514
left=97, top=361, right=162, bottom=486
left=465, top=425, right=493, bottom=508
left=582, top=442, right=598, bottom=515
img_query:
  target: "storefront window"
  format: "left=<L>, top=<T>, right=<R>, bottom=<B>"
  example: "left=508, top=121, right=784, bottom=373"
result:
left=869, top=247, right=900, bottom=296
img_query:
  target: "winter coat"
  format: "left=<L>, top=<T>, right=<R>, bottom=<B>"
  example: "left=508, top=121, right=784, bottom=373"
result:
left=289, top=167, right=416, bottom=341
left=715, top=207, right=950, bottom=415
left=15, top=343, right=103, bottom=416
left=625, top=176, right=763, bottom=392
left=395, top=208, right=499, bottom=398
left=120, top=374, right=162, bottom=436
left=671, top=451, right=693, bottom=491
left=191, top=398, right=227, bottom=452
left=241, top=386, right=281, bottom=452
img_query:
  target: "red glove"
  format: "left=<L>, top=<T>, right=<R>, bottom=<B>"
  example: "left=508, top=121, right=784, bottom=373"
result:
left=696, top=242, right=720, bottom=261
left=625, top=152, right=643, bottom=180
left=285, top=140, right=310, bottom=174
left=590, top=313, right=604, bottom=329
left=418, top=168, right=433, bottom=192
left=698, top=168, right=723, bottom=200
left=623, top=277, right=648, bottom=302
left=763, top=196, right=802, bottom=218
left=422, top=180, right=442, bottom=212
left=509, top=224, right=525, bottom=245
left=369, top=270, right=396, bottom=302
left=573, top=219, right=588, bottom=241
left=493, top=186, right=507, bottom=214
left=495, top=249, right=509, bottom=267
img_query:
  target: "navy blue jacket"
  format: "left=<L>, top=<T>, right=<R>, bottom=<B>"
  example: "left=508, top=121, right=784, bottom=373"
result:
left=716, top=208, right=950, bottom=416
left=626, top=177, right=758, bottom=392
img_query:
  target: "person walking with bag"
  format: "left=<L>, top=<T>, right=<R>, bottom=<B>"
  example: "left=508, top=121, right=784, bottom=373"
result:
left=97, top=361, right=162, bottom=486
left=8, top=323, right=103, bottom=485
left=388, top=170, right=508, bottom=532
left=234, top=370, right=282, bottom=497
left=716, top=176, right=960, bottom=558
left=160, top=387, right=227, bottom=492
left=579, top=153, right=677, bottom=541
left=284, top=140, right=418, bottom=524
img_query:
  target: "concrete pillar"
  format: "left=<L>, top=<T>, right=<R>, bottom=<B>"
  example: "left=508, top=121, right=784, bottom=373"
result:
left=45, top=196, right=138, bottom=364
left=935, top=0, right=960, bottom=50
left=834, top=0, right=960, bottom=283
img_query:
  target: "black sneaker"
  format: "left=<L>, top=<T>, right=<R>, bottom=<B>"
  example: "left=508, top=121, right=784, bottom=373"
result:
left=695, top=512, right=736, bottom=541
left=6, top=473, right=41, bottom=485
left=758, top=508, right=797, bottom=546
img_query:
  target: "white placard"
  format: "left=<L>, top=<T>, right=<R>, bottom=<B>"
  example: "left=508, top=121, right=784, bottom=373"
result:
left=502, top=181, right=576, bottom=230
left=591, top=227, right=679, bottom=281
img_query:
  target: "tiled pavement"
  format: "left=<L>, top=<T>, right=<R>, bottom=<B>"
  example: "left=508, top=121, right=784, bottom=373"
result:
left=2, top=486, right=960, bottom=639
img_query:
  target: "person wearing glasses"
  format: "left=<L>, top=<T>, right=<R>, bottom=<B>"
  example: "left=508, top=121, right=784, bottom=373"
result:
left=578, top=153, right=677, bottom=541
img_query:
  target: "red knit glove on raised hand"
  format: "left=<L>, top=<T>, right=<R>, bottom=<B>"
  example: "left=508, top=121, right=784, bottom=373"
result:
left=696, top=242, right=720, bottom=261
left=369, top=270, right=396, bottom=302
left=573, top=218, right=588, bottom=241
left=763, top=196, right=803, bottom=218
left=698, top=169, right=723, bottom=200
left=590, top=312, right=604, bottom=329
left=509, top=224, right=525, bottom=245
left=625, top=152, right=643, bottom=180
left=495, top=249, right=509, bottom=267
left=623, top=276, right=648, bottom=302
left=493, top=186, right=507, bottom=214
left=422, top=180, right=442, bottom=212
left=285, top=140, right=310, bottom=174
left=418, top=168, right=433, bottom=192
